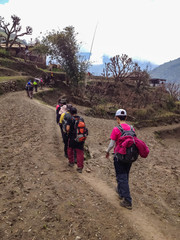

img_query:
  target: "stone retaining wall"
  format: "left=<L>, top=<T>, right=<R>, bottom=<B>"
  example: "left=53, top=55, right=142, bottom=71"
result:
left=0, top=72, right=67, bottom=95
left=0, top=79, right=28, bottom=95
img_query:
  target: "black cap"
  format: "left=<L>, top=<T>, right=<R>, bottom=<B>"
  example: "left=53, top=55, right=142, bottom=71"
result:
left=70, top=107, right=77, bottom=115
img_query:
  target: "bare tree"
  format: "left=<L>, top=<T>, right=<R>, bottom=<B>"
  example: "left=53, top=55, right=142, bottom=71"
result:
left=101, top=63, right=111, bottom=80
left=106, top=54, right=136, bottom=83
left=166, top=82, right=180, bottom=101
left=133, top=63, right=150, bottom=91
left=0, top=15, right=32, bottom=51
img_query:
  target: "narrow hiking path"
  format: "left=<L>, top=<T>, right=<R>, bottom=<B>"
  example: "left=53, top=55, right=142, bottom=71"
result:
left=0, top=91, right=179, bottom=240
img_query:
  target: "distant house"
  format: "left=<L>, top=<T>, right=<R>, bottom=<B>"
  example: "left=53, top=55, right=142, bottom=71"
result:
left=149, top=78, right=166, bottom=87
left=0, top=40, right=46, bottom=67
left=0, top=40, right=26, bottom=55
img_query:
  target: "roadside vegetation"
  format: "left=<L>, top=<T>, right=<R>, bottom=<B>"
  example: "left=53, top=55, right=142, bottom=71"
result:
left=1, top=50, right=180, bottom=127
left=0, top=14, right=180, bottom=127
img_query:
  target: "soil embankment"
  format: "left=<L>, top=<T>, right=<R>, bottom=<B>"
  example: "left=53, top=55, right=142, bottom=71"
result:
left=0, top=91, right=179, bottom=240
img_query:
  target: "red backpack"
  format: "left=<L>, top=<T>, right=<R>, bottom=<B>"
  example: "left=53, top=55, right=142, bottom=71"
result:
left=73, top=116, right=88, bottom=142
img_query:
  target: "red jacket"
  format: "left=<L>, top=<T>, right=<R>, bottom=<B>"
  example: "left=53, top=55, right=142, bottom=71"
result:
left=115, top=136, right=149, bottom=158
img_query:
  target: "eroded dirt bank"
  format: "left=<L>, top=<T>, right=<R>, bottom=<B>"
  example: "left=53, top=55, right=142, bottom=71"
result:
left=0, top=91, right=179, bottom=240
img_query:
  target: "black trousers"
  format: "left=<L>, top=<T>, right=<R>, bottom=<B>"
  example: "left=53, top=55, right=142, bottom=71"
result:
left=114, top=156, right=132, bottom=203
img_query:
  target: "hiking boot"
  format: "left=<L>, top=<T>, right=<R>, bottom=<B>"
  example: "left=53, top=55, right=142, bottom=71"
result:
left=68, top=162, right=74, bottom=167
left=76, top=167, right=83, bottom=173
left=120, top=200, right=132, bottom=210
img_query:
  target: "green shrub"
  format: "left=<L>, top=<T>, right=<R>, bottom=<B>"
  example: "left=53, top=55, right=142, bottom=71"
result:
left=132, top=106, right=155, bottom=120
left=173, top=101, right=180, bottom=114
left=0, top=49, right=10, bottom=57
left=85, top=105, right=112, bottom=118
left=166, top=97, right=176, bottom=111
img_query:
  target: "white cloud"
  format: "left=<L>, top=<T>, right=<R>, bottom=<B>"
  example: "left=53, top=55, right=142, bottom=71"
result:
left=1, top=0, right=180, bottom=65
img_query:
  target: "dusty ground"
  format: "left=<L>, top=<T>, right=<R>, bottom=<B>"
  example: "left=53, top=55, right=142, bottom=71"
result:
left=0, top=91, right=180, bottom=240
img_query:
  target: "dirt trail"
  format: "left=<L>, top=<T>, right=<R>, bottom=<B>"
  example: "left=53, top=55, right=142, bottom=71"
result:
left=0, top=91, right=179, bottom=240
left=81, top=174, right=166, bottom=240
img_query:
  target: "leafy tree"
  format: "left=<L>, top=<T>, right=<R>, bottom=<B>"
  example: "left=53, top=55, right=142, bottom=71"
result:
left=29, top=42, right=49, bottom=55
left=43, top=26, right=89, bottom=87
left=0, top=15, right=32, bottom=51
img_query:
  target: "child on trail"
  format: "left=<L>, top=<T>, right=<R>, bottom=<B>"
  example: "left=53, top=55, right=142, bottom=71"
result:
left=66, top=107, right=87, bottom=173
left=106, top=109, right=134, bottom=210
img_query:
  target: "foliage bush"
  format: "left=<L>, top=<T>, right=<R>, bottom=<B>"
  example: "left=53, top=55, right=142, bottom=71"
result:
left=131, top=106, right=155, bottom=120
left=173, top=101, right=180, bottom=114
left=166, top=96, right=176, bottom=111
left=85, top=105, right=114, bottom=119
left=0, top=49, right=10, bottom=57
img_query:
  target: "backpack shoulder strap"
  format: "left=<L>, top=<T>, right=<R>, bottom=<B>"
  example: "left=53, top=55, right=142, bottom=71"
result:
left=130, top=125, right=134, bottom=131
left=116, top=125, right=124, bottom=134
left=117, top=124, right=134, bottom=134
left=130, top=125, right=136, bottom=139
left=73, top=116, right=80, bottom=127
left=79, top=116, right=84, bottom=122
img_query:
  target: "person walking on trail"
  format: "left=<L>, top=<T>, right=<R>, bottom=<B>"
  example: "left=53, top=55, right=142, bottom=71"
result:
left=27, top=80, right=33, bottom=99
left=106, top=109, right=134, bottom=210
left=56, top=99, right=66, bottom=125
left=25, top=83, right=29, bottom=97
left=33, top=79, right=38, bottom=92
left=56, top=98, right=62, bottom=124
left=40, top=77, right=43, bottom=89
left=59, top=104, right=72, bottom=158
left=66, top=107, right=87, bottom=173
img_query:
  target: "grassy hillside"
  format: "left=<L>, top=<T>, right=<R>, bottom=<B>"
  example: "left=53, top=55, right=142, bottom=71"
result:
left=0, top=54, right=66, bottom=95
left=150, top=57, right=180, bottom=83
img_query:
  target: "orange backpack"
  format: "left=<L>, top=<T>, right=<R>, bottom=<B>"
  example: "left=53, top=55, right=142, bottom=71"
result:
left=73, top=116, right=88, bottom=142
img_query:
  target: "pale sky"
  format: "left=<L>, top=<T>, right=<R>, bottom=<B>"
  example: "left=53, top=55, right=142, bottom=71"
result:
left=0, top=0, right=180, bottom=65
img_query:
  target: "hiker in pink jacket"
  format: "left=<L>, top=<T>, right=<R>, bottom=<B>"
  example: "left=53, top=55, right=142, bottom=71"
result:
left=106, top=109, right=135, bottom=210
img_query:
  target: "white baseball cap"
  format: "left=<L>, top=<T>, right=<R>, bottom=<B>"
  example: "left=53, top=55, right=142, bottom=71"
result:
left=115, top=109, right=127, bottom=117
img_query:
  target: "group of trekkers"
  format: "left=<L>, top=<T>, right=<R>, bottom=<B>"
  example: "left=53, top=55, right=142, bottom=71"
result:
left=25, top=78, right=44, bottom=98
left=56, top=98, right=88, bottom=173
left=56, top=97, right=149, bottom=210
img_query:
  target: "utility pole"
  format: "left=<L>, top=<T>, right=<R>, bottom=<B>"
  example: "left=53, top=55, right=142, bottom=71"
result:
left=88, top=22, right=98, bottom=61
left=84, top=23, right=98, bottom=92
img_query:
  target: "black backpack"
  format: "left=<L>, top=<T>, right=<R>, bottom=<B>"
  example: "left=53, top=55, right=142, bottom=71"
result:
left=115, top=125, right=139, bottom=163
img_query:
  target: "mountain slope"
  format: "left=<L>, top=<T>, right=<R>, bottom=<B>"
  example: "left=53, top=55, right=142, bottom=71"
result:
left=150, top=57, right=180, bottom=83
